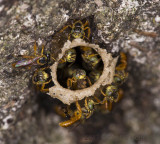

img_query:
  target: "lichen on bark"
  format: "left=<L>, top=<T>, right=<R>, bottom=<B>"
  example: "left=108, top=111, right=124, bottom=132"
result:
left=0, top=0, right=160, bottom=144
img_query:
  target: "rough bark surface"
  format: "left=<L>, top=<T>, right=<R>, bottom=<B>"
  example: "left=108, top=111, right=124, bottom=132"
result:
left=0, top=0, right=160, bottom=144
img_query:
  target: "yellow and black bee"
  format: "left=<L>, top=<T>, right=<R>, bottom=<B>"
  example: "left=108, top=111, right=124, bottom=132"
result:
left=60, top=20, right=91, bottom=40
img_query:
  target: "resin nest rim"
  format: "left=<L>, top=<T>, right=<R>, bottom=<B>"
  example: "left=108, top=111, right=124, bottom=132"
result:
left=49, top=39, right=118, bottom=105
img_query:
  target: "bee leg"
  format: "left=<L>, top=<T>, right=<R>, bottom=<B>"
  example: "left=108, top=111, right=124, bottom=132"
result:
left=59, top=101, right=82, bottom=127
left=32, top=73, right=37, bottom=84
left=59, top=110, right=81, bottom=127
left=67, top=78, right=73, bottom=89
left=74, top=20, right=83, bottom=25
left=86, top=76, right=92, bottom=86
left=102, top=100, right=113, bottom=112
left=40, top=84, right=49, bottom=92
left=114, top=73, right=120, bottom=77
left=84, top=98, right=89, bottom=110
left=51, top=56, right=56, bottom=61
left=60, top=25, right=72, bottom=33
left=85, top=98, right=97, bottom=119
left=100, top=90, right=114, bottom=108
left=68, top=77, right=77, bottom=90
left=114, top=89, right=123, bottom=103
left=17, top=55, right=35, bottom=58
left=87, top=54, right=99, bottom=58
left=40, top=44, right=45, bottom=56
left=100, top=88, right=107, bottom=97
left=40, top=79, right=52, bottom=92
left=84, top=27, right=91, bottom=39
left=68, top=33, right=71, bottom=40
left=107, top=101, right=113, bottom=111
left=59, top=58, right=66, bottom=63
left=84, top=98, right=90, bottom=119
left=54, top=105, right=66, bottom=118
left=94, top=96, right=101, bottom=103
left=82, top=35, right=86, bottom=40
left=83, top=21, right=89, bottom=27
left=41, top=66, right=50, bottom=70
left=33, top=41, right=38, bottom=56
left=51, top=54, right=56, bottom=61
left=67, top=105, right=74, bottom=117
left=76, top=101, right=82, bottom=114
left=101, top=97, right=112, bottom=111
left=116, top=52, right=127, bottom=71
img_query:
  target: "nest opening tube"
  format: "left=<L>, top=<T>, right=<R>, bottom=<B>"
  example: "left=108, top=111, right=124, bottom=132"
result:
left=49, top=39, right=118, bottom=105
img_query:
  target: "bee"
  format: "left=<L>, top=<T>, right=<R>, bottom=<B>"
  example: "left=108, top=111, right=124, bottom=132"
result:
left=89, top=70, right=102, bottom=84
left=67, top=68, right=92, bottom=90
left=114, top=52, right=128, bottom=85
left=114, top=70, right=128, bottom=86
left=59, top=98, right=98, bottom=127
left=99, top=52, right=128, bottom=111
left=115, top=52, right=127, bottom=71
left=100, top=86, right=124, bottom=111
left=80, top=46, right=101, bottom=70
left=60, top=20, right=91, bottom=40
left=54, top=105, right=70, bottom=118
left=32, top=67, right=54, bottom=92
left=61, top=64, right=79, bottom=79
left=59, top=101, right=82, bottom=127
left=58, top=48, right=76, bottom=69
left=12, top=42, right=55, bottom=69
left=100, top=67, right=128, bottom=106
left=80, top=46, right=96, bottom=57
left=82, top=98, right=98, bottom=119
left=100, top=85, right=119, bottom=102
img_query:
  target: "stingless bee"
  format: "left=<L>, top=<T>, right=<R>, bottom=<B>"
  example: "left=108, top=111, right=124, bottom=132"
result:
left=12, top=42, right=55, bottom=69
left=32, top=67, right=54, bottom=92
left=89, top=70, right=102, bottom=84
left=80, top=46, right=101, bottom=70
left=100, top=52, right=128, bottom=111
left=60, top=20, right=91, bottom=40
left=59, top=98, right=98, bottom=127
left=58, top=48, right=76, bottom=69
left=115, top=52, right=127, bottom=71
left=67, top=68, right=92, bottom=90
left=100, top=86, right=123, bottom=111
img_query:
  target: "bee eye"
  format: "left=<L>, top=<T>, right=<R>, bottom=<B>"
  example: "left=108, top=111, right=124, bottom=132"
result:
left=114, top=76, right=121, bottom=83
left=75, top=28, right=81, bottom=32
left=75, top=23, right=81, bottom=27
left=38, top=57, right=47, bottom=64
left=88, top=103, right=94, bottom=110
left=34, top=75, right=38, bottom=82
left=107, top=91, right=113, bottom=96
left=90, top=57, right=97, bottom=62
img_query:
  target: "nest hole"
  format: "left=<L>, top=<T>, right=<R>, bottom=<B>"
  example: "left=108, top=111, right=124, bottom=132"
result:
left=56, top=46, right=104, bottom=90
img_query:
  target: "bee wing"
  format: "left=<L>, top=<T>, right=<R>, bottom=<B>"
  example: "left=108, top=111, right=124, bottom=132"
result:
left=12, top=59, right=33, bottom=68
left=12, top=57, right=40, bottom=68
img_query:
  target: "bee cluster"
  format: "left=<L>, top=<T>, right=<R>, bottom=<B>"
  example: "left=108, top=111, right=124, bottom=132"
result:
left=12, top=20, right=128, bottom=127
left=57, top=46, right=102, bottom=90
left=55, top=48, right=128, bottom=127
left=12, top=43, right=55, bottom=92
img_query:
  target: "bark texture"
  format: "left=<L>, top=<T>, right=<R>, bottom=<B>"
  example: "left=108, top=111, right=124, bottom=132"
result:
left=0, top=0, right=160, bottom=144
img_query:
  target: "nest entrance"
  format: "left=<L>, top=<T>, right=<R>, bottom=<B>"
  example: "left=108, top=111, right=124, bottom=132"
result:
left=49, top=39, right=118, bottom=105
left=57, top=46, right=104, bottom=90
